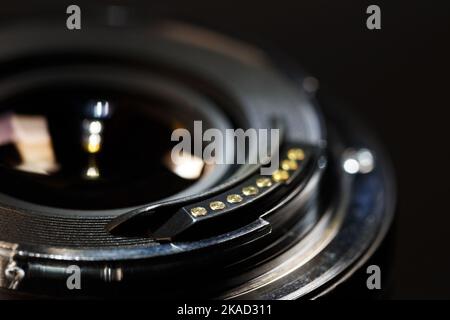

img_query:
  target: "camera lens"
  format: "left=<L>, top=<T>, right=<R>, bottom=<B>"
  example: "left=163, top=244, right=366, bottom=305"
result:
left=0, top=17, right=395, bottom=299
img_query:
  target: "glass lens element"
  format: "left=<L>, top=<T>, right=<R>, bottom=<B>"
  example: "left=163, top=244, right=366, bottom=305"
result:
left=0, top=85, right=206, bottom=210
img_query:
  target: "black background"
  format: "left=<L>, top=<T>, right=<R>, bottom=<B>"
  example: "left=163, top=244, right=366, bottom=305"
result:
left=3, top=0, right=450, bottom=299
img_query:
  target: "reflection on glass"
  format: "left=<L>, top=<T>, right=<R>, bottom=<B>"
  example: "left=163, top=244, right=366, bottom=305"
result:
left=0, top=86, right=210, bottom=209
left=165, top=152, right=205, bottom=180
left=0, top=113, right=58, bottom=175
left=81, top=101, right=111, bottom=179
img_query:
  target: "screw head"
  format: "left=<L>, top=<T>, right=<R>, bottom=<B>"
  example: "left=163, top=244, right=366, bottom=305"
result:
left=342, top=148, right=375, bottom=174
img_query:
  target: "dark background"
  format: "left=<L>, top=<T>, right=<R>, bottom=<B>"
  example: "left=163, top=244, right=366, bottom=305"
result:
left=3, top=0, right=450, bottom=299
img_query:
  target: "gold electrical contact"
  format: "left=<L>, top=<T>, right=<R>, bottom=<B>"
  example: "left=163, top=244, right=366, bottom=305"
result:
left=190, top=206, right=208, bottom=217
left=281, top=159, right=298, bottom=171
left=226, top=194, right=243, bottom=204
left=209, top=201, right=226, bottom=211
left=242, top=186, right=259, bottom=196
left=256, top=178, right=272, bottom=188
left=272, top=169, right=290, bottom=182
left=287, top=148, right=305, bottom=161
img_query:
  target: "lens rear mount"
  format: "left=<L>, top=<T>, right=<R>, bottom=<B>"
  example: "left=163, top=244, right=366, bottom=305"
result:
left=0, top=23, right=395, bottom=299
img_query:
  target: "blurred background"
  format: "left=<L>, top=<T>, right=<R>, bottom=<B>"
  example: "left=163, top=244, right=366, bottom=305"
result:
left=1, top=0, right=450, bottom=298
